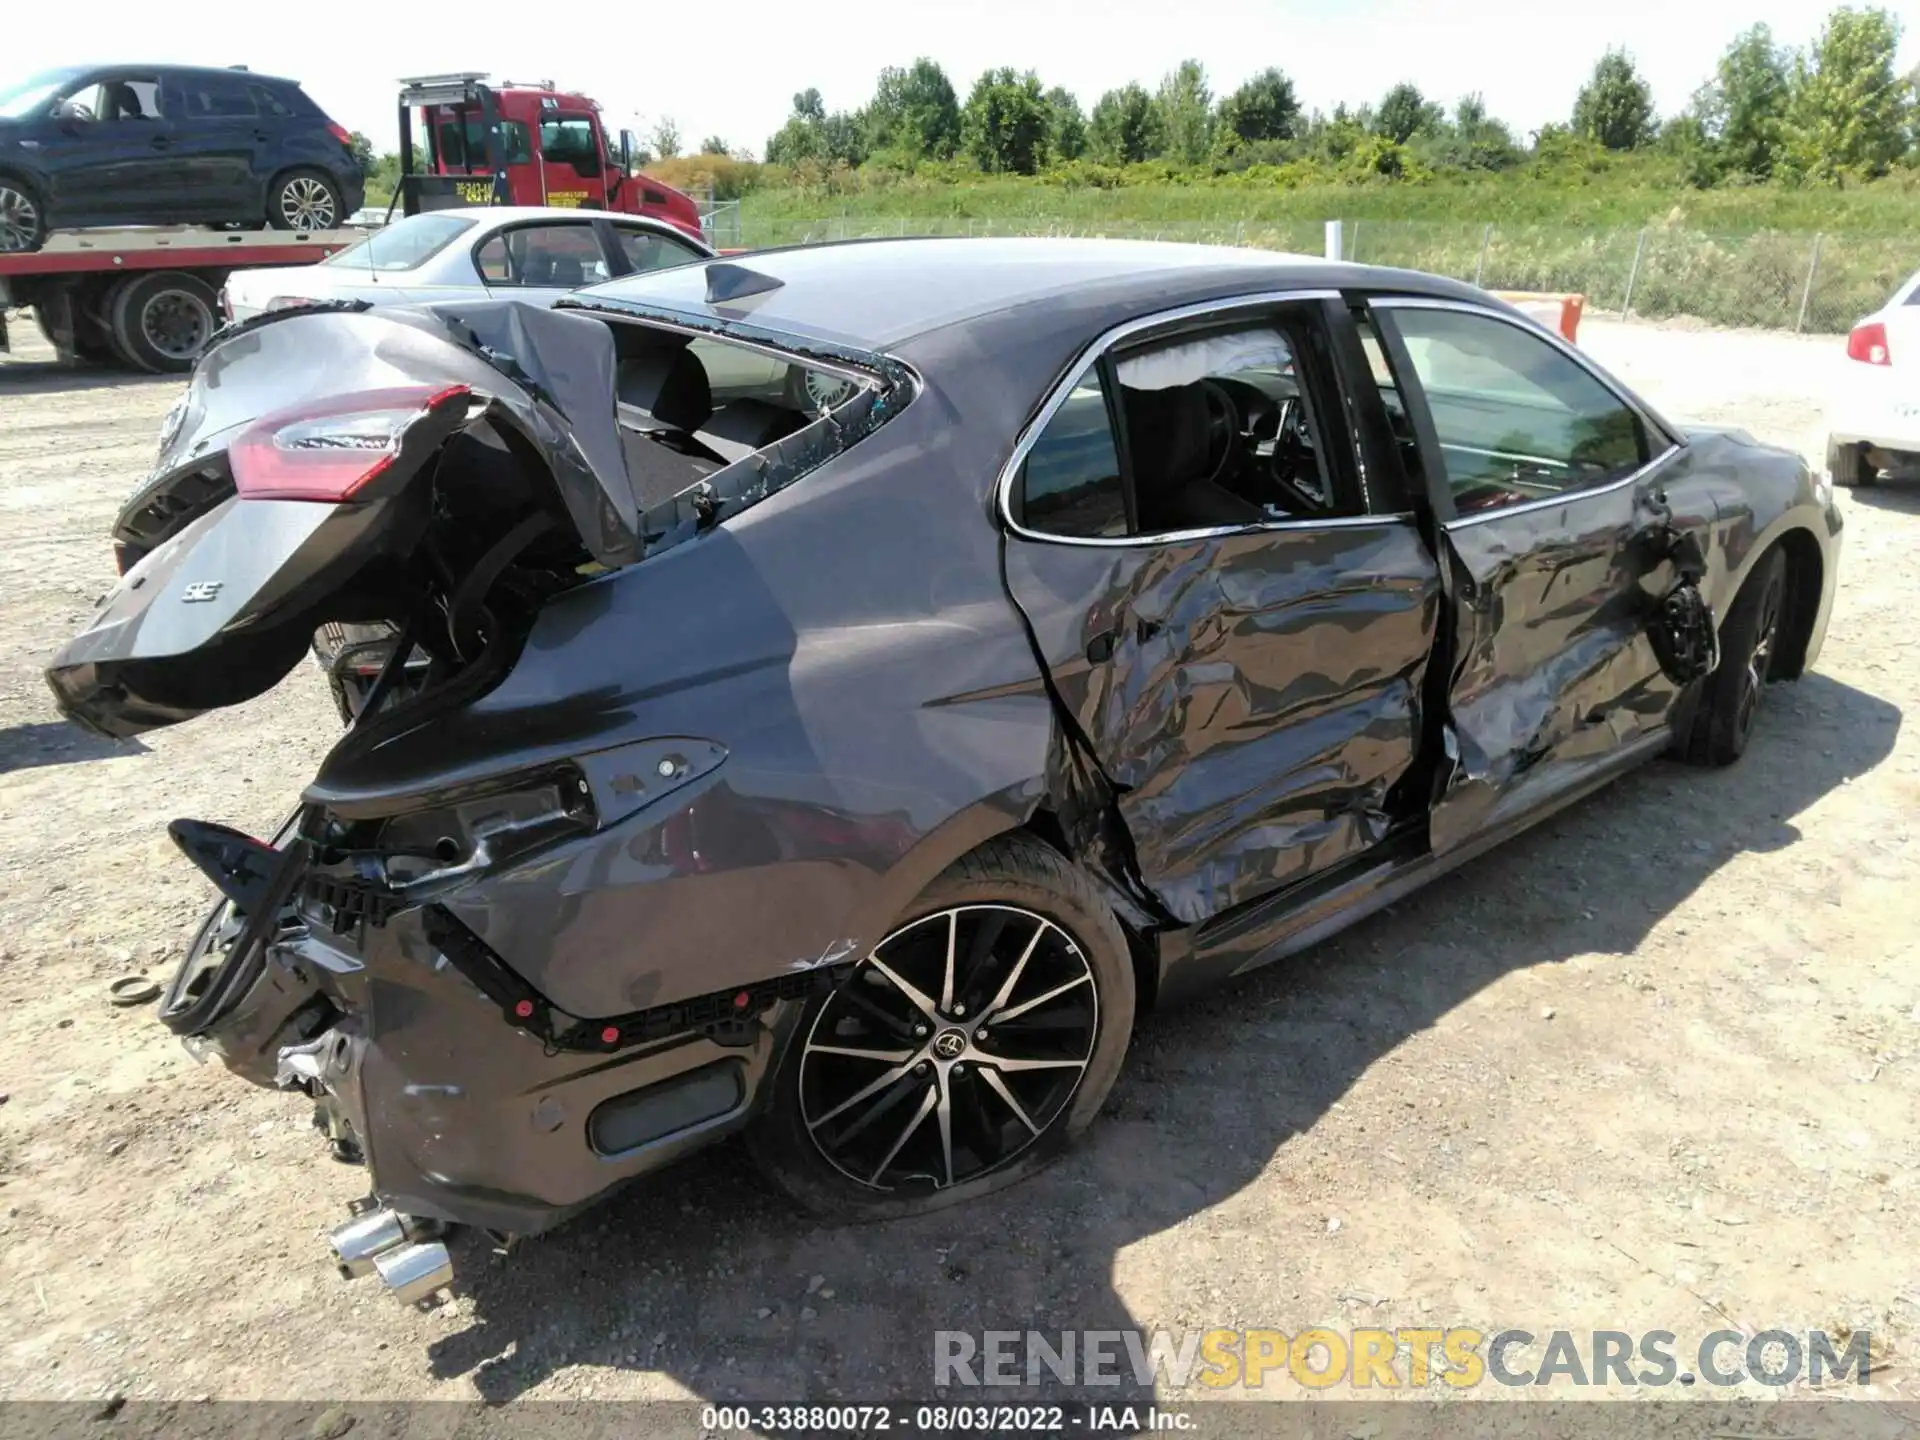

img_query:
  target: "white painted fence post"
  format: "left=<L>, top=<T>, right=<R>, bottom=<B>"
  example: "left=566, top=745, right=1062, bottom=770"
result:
left=1796, top=234, right=1824, bottom=333
left=1324, top=220, right=1343, bottom=261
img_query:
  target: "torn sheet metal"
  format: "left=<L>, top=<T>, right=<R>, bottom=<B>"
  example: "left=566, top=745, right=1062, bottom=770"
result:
left=1005, top=519, right=1440, bottom=926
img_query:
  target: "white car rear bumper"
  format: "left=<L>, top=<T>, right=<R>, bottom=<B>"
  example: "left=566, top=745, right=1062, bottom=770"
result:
left=1826, top=363, right=1920, bottom=457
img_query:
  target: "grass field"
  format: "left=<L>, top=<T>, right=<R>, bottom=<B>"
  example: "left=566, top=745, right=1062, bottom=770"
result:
left=730, top=167, right=1920, bottom=234
left=714, top=171, right=1919, bottom=333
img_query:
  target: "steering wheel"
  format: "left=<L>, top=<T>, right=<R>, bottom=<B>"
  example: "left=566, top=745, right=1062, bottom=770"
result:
left=1267, top=397, right=1330, bottom=514
left=1197, top=380, right=1241, bottom=485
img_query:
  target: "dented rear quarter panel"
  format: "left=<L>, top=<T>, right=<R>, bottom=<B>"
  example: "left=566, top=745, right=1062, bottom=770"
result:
left=308, top=383, right=1060, bottom=1018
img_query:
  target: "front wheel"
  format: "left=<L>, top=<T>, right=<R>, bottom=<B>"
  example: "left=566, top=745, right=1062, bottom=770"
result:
left=1677, top=546, right=1786, bottom=768
left=748, top=835, right=1135, bottom=1220
left=267, top=169, right=343, bottom=232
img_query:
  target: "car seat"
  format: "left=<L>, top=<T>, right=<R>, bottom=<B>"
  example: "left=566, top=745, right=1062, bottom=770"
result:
left=1120, top=383, right=1263, bottom=532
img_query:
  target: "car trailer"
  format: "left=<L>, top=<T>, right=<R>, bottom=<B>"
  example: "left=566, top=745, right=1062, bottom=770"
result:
left=0, top=224, right=359, bottom=373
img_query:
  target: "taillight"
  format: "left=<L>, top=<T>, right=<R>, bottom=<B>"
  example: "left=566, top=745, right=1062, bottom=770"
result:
left=229, top=385, right=472, bottom=502
left=1847, top=321, right=1891, bottom=366
left=327, top=122, right=353, bottom=147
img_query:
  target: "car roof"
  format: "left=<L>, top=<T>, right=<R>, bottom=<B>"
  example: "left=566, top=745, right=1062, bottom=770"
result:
left=85, top=64, right=306, bottom=87
left=581, top=236, right=1484, bottom=351
left=428, top=206, right=705, bottom=237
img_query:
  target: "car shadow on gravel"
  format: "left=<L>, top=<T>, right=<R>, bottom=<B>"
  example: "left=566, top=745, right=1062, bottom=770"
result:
left=0, top=360, right=179, bottom=396
left=1848, top=482, right=1920, bottom=516
left=422, top=670, right=1899, bottom=1406
left=0, top=720, right=146, bottom=774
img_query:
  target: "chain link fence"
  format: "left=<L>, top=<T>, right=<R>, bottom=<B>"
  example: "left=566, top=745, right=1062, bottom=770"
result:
left=736, top=213, right=1914, bottom=335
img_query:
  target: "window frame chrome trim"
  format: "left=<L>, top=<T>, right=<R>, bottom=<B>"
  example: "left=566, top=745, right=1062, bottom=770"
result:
left=1365, top=294, right=1688, bottom=531
left=995, top=288, right=1423, bottom=548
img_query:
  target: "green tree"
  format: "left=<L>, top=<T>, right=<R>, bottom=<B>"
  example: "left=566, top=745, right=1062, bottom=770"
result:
left=1155, top=59, right=1214, bottom=165
left=1375, top=82, right=1442, bottom=144
left=650, top=117, right=682, bottom=161
left=1218, top=68, right=1300, bottom=144
left=869, top=58, right=962, bottom=159
left=1043, top=86, right=1087, bottom=161
left=1415, top=93, right=1521, bottom=170
left=1782, top=6, right=1911, bottom=180
left=764, top=89, right=867, bottom=168
left=1703, top=24, right=1791, bottom=177
left=1572, top=48, right=1656, bottom=149
left=821, top=110, right=870, bottom=167
left=961, top=68, right=1049, bottom=174
left=697, top=135, right=731, bottom=157
left=1301, top=103, right=1369, bottom=163
left=347, top=131, right=376, bottom=175
left=1088, top=82, right=1163, bottom=164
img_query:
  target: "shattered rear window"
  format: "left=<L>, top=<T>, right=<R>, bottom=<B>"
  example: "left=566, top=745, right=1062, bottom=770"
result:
left=604, top=322, right=893, bottom=518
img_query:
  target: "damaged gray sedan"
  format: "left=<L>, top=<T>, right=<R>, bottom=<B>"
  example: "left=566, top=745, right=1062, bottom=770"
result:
left=47, top=239, right=1842, bottom=1303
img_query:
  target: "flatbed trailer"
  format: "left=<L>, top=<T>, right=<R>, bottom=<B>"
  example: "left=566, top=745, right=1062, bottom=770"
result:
left=0, top=225, right=360, bottom=374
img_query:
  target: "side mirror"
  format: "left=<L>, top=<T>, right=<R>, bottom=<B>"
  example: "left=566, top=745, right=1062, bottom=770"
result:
left=618, top=129, right=636, bottom=177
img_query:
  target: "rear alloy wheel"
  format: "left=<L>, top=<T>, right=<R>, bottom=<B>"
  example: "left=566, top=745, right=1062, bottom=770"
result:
left=1679, top=546, right=1786, bottom=768
left=749, top=835, right=1135, bottom=1219
left=0, top=179, right=46, bottom=253
left=268, top=170, right=343, bottom=232
left=108, top=271, right=219, bottom=374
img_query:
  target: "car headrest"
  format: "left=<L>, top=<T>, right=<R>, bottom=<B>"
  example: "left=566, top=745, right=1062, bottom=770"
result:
left=1120, top=383, right=1211, bottom=489
left=702, top=399, right=804, bottom=451
left=616, top=349, right=712, bottom=434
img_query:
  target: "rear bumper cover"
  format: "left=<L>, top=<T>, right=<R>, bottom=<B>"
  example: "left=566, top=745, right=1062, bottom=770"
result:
left=188, top=902, right=800, bottom=1235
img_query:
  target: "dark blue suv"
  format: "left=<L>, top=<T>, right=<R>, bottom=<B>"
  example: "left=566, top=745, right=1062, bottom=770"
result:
left=0, top=64, right=366, bottom=251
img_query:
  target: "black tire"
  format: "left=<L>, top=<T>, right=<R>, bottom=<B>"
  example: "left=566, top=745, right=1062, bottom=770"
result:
left=0, top=175, right=45, bottom=253
left=1678, top=546, right=1787, bottom=768
left=1830, top=440, right=1878, bottom=488
left=32, top=296, right=121, bottom=366
left=108, top=271, right=219, bottom=374
left=266, top=168, right=344, bottom=232
left=748, top=833, right=1135, bottom=1221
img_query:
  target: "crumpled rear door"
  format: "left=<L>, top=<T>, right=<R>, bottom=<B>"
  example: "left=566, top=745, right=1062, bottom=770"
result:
left=1005, top=523, right=1439, bottom=926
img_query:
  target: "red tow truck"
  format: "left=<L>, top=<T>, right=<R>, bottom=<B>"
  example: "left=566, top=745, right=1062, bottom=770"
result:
left=2, top=72, right=707, bottom=372
left=393, top=73, right=703, bottom=240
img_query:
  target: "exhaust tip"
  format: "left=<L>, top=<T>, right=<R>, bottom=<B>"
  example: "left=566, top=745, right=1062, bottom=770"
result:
left=373, top=1240, right=454, bottom=1306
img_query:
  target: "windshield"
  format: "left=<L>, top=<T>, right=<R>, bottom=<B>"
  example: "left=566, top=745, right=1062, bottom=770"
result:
left=322, top=214, right=475, bottom=272
left=0, top=67, right=82, bottom=119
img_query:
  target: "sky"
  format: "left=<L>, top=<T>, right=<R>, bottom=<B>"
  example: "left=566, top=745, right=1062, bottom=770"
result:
left=13, top=0, right=1919, bottom=157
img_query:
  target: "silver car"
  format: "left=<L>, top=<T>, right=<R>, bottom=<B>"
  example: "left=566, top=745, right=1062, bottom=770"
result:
left=220, top=205, right=713, bottom=320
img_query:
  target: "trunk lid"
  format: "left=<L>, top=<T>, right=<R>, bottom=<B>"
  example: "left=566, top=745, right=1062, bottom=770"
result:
left=50, top=301, right=639, bottom=739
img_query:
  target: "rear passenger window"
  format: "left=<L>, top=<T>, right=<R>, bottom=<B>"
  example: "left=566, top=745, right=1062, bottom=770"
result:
left=251, top=85, right=295, bottom=118
left=1017, top=373, right=1127, bottom=539
left=615, top=228, right=704, bottom=274
left=178, top=78, right=257, bottom=119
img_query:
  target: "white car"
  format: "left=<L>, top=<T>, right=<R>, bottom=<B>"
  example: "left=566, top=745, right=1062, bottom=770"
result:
left=1828, top=269, right=1920, bottom=487
left=220, top=206, right=713, bottom=323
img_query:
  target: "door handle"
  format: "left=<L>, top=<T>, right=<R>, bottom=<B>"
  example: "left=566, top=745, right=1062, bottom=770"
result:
left=149, top=135, right=171, bottom=150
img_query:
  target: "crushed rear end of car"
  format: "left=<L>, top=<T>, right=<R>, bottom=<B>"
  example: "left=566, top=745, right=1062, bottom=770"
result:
left=48, top=289, right=914, bottom=1302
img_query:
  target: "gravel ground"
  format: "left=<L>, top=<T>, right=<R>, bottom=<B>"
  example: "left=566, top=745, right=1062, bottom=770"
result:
left=0, top=313, right=1915, bottom=1414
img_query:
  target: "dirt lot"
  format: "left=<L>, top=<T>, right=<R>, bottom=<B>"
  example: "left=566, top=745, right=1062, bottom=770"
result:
left=0, top=314, right=1916, bottom=1412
